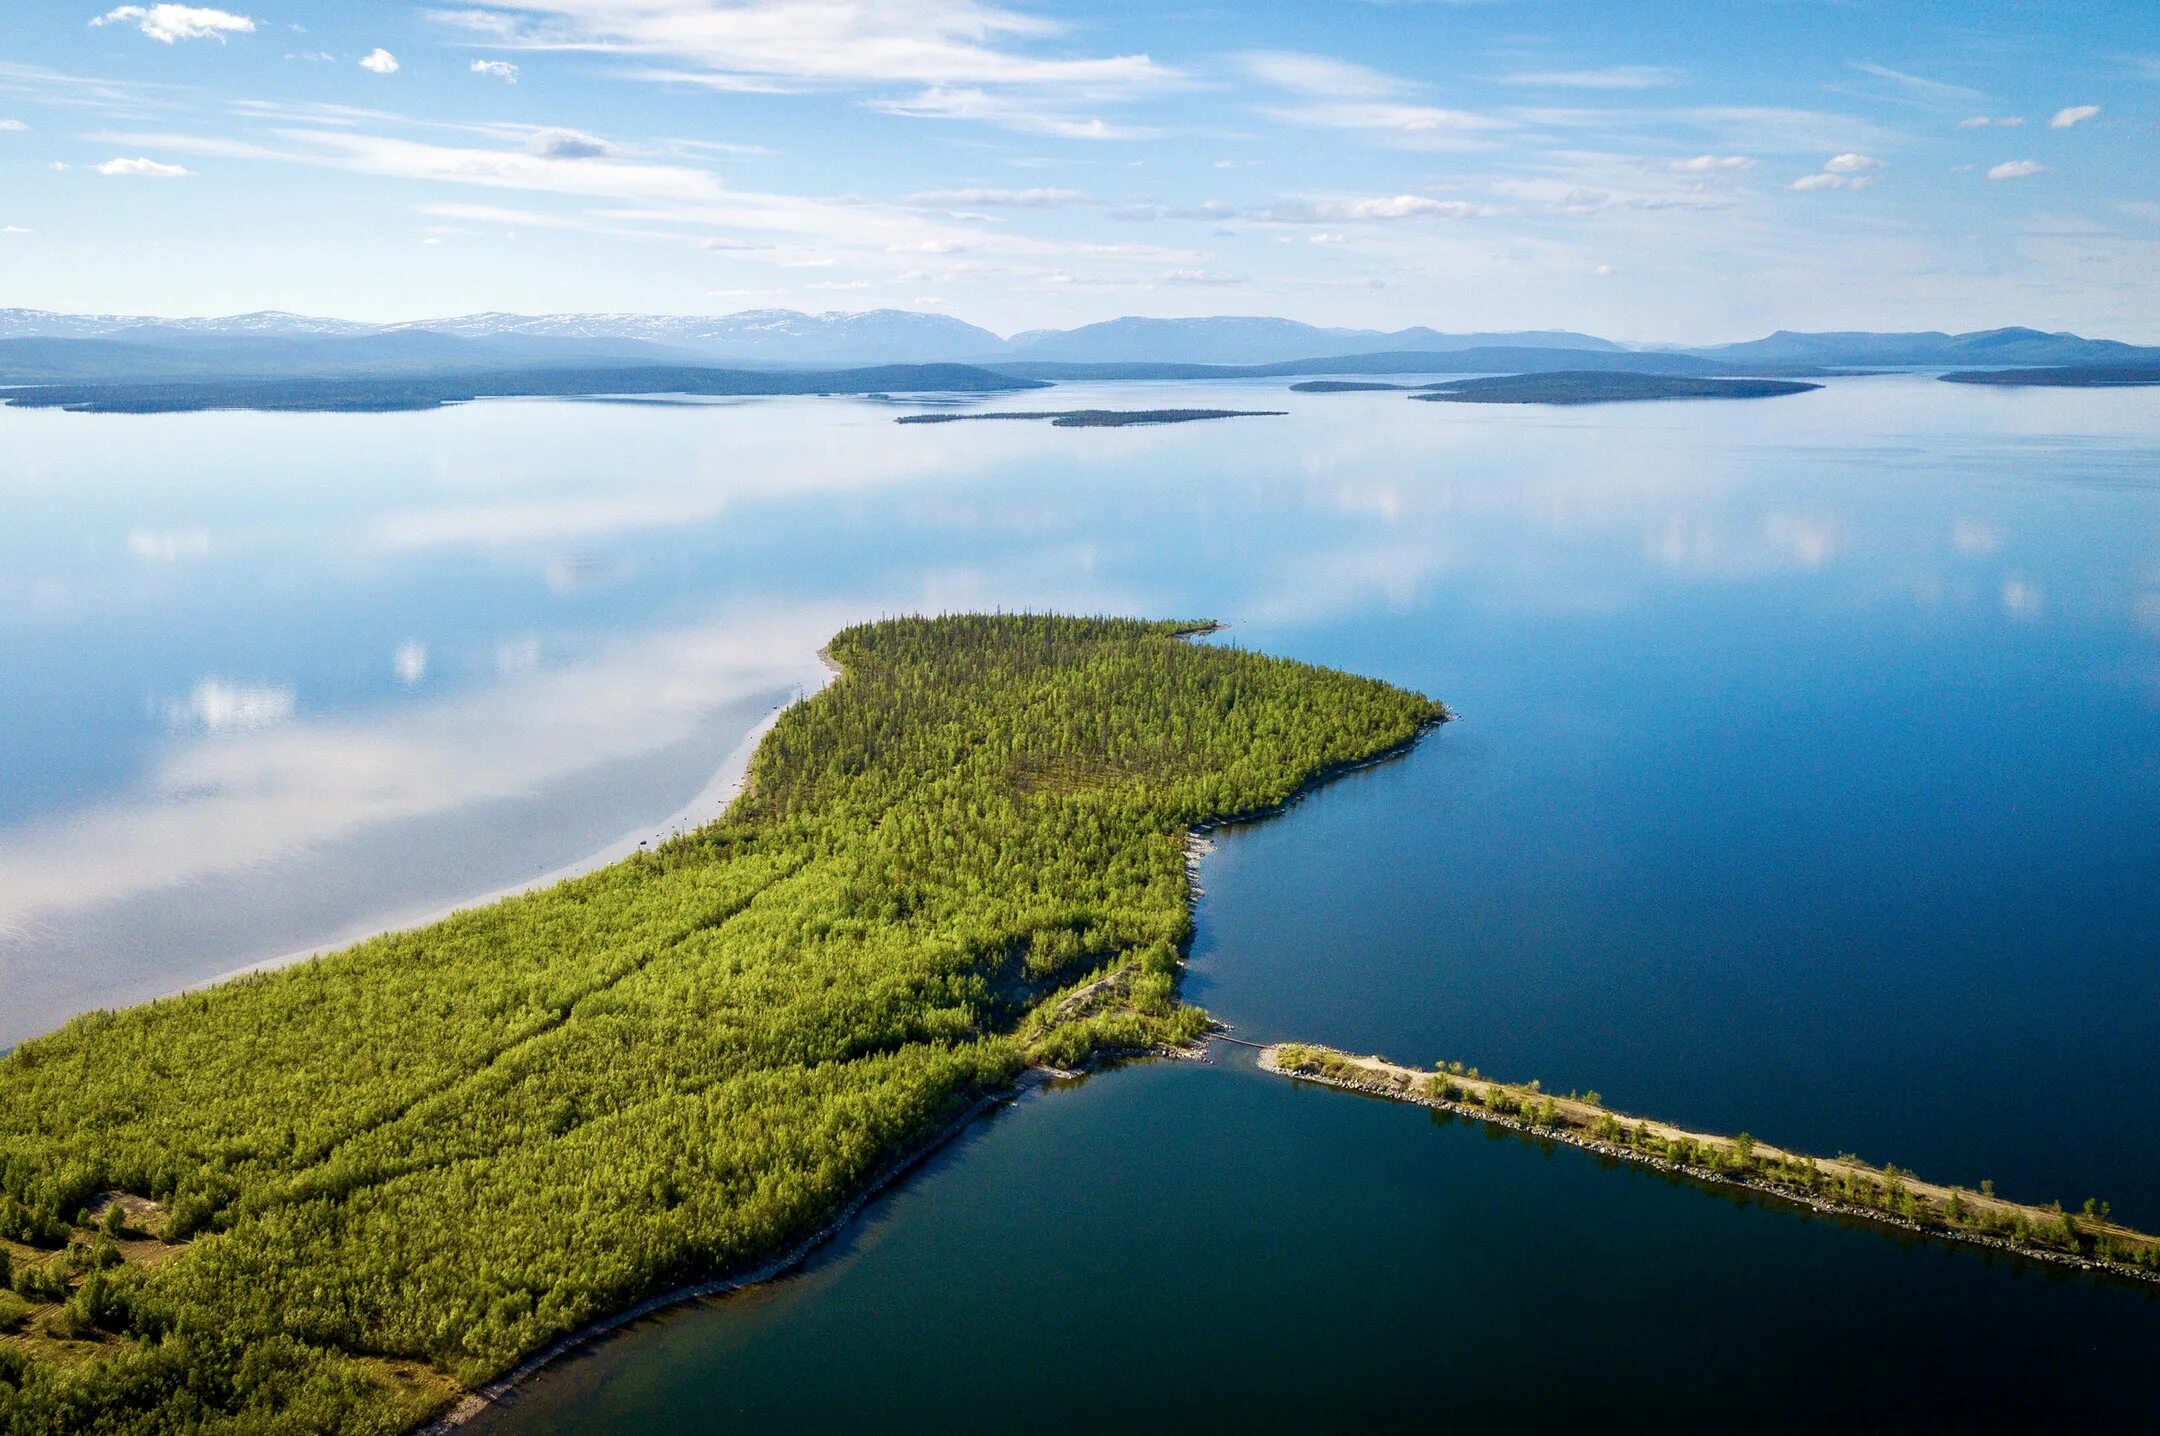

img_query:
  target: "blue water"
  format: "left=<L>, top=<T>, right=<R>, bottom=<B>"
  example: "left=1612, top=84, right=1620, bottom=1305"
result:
left=4, top=377, right=2157, bottom=1422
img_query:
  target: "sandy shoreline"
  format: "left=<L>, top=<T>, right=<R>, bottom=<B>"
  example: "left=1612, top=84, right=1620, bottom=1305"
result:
left=163, top=669, right=834, bottom=1008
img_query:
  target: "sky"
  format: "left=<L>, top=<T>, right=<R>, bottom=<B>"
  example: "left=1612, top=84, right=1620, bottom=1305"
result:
left=0, top=1, right=2155, bottom=341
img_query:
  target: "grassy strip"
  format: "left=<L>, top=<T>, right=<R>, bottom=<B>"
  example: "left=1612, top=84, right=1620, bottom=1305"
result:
left=1265, top=1044, right=2160, bottom=1279
left=0, top=616, right=1444, bottom=1433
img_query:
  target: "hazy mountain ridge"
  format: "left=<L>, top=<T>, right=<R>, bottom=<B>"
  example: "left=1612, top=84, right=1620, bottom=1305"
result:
left=1, top=308, right=2153, bottom=378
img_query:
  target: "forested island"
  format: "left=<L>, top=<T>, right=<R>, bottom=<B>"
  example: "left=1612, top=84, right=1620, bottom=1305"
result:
left=0, top=616, right=1445, bottom=1433
left=894, top=408, right=1284, bottom=427
left=1287, top=381, right=1412, bottom=393
left=1265, top=1044, right=2160, bottom=1281
left=0, top=364, right=1044, bottom=414
left=1938, top=365, right=2160, bottom=388
left=1414, top=372, right=1823, bottom=405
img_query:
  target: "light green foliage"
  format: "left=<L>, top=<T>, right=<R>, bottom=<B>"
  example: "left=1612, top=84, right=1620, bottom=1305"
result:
left=0, top=614, right=1442, bottom=1432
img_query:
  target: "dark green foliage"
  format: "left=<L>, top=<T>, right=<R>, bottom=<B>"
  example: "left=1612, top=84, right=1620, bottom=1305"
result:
left=892, top=409, right=1284, bottom=427
left=0, top=615, right=1442, bottom=1433
left=1413, top=371, right=1821, bottom=406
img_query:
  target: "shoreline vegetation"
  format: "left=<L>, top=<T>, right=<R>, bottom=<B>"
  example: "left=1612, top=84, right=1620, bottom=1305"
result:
left=894, top=409, right=1284, bottom=427
left=0, top=615, right=1446, bottom=1434
left=1262, top=1043, right=2160, bottom=1284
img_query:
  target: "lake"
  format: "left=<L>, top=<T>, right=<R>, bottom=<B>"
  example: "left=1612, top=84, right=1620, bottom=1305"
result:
left=4, top=376, right=2157, bottom=1426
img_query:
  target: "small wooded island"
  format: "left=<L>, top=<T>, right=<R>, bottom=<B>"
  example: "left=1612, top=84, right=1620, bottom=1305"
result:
left=894, top=408, right=1284, bottom=427
left=1414, top=371, right=1823, bottom=405
left=0, top=616, right=1443, bottom=1433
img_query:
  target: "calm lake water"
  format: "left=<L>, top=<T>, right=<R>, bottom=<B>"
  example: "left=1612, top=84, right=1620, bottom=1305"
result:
left=5, top=377, right=2158, bottom=1425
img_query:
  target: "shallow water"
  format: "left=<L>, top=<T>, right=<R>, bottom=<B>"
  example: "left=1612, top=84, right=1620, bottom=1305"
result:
left=5, top=377, right=2158, bottom=1421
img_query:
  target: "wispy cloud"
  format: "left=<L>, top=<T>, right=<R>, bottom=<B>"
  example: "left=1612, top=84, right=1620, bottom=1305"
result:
left=1848, top=61, right=1982, bottom=102
left=1987, top=158, right=2044, bottom=180
left=471, top=59, right=520, bottom=82
left=97, top=154, right=190, bottom=176
left=2048, top=104, right=2099, bottom=128
left=902, top=186, right=1092, bottom=208
left=1252, top=193, right=1497, bottom=223
left=1668, top=154, right=1752, bottom=173
left=91, top=5, right=255, bottom=44
left=1958, top=115, right=2024, bottom=128
left=1260, top=100, right=1508, bottom=151
left=436, top=0, right=1175, bottom=138
left=1235, top=51, right=1411, bottom=98
left=1499, top=65, right=1680, bottom=90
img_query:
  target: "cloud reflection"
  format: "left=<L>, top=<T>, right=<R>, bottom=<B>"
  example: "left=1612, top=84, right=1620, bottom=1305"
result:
left=0, top=606, right=841, bottom=941
left=163, top=678, right=295, bottom=732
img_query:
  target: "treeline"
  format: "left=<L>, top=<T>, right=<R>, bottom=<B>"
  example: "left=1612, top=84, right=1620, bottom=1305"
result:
left=0, top=615, right=1444, bottom=1433
left=1270, top=1045, right=2160, bottom=1275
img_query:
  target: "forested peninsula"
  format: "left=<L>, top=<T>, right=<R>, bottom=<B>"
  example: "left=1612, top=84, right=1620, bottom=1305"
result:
left=0, top=615, right=1446, bottom=1434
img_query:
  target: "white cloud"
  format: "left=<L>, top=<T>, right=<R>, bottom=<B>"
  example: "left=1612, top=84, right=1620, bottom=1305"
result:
left=1668, top=154, right=1752, bottom=173
left=1791, top=153, right=1881, bottom=191
left=440, top=0, right=1173, bottom=136
left=1161, top=268, right=1243, bottom=285
left=865, top=86, right=1146, bottom=139
left=524, top=126, right=615, bottom=158
left=1500, top=66, right=1679, bottom=90
left=1958, top=115, right=2024, bottom=128
left=91, top=5, right=254, bottom=44
left=902, top=186, right=1089, bottom=208
left=471, top=59, right=520, bottom=82
left=0, top=119, right=26, bottom=131
left=393, top=640, right=428, bottom=685
left=1, top=226, right=29, bottom=235
left=1255, top=193, right=1495, bottom=223
left=164, top=678, right=294, bottom=732
left=1237, top=51, right=1409, bottom=98
left=2048, top=104, right=2099, bottom=129
left=126, top=527, right=211, bottom=560
left=358, top=47, right=399, bottom=74
left=97, top=155, right=190, bottom=176
left=1987, top=159, right=2044, bottom=180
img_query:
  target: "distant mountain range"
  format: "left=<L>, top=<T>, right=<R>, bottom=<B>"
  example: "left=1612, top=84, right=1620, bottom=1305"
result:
left=0, top=308, right=2154, bottom=387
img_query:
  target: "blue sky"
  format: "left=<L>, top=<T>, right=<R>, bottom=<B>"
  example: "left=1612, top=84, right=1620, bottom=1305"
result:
left=1, top=1, right=2154, bottom=339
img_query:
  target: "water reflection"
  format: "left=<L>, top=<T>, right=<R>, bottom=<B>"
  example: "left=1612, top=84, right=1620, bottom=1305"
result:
left=2, top=380, right=2157, bottom=1081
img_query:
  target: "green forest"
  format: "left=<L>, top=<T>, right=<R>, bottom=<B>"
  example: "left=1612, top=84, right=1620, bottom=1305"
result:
left=0, top=615, right=1445, bottom=1434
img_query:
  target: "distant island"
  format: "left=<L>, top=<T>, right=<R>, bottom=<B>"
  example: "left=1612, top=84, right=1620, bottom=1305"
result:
left=0, top=364, right=1045, bottom=415
left=1288, top=380, right=1412, bottom=393
left=1938, top=364, right=2160, bottom=389
left=1413, top=372, right=1823, bottom=406
left=0, top=616, right=1443, bottom=1432
left=894, top=408, right=1284, bottom=427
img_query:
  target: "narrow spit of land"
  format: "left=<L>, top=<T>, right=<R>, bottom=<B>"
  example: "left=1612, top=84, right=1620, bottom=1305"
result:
left=0, top=615, right=1444, bottom=1435
left=1261, top=1043, right=2160, bottom=1283
left=893, top=408, right=1285, bottom=427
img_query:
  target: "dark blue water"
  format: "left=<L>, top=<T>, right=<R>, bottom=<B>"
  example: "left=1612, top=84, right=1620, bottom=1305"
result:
left=6, top=378, right=2158, bottom=1422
